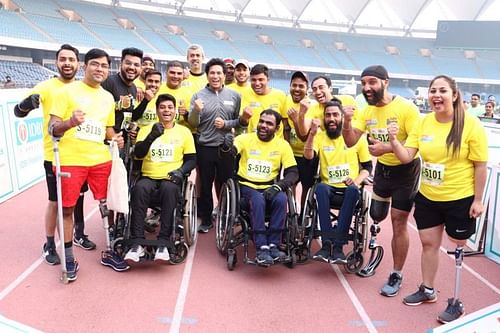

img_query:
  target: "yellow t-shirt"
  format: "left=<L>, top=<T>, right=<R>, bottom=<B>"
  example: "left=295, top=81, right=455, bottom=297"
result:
left=354, top=95, right=420, bottom=166
left=313, top=131, right=371, bottom=188
left=50, top=81, right=115, bottom=166
left=181, top=73, right=208, bottom=94
left=158, top=84, right=193, bottom=129
left=240, top=88, right=287, bottom=138
left=136, top=97, right=158, bottom=127
left=234, top=133, right=296, bottom=190
left=133, top=78, right=145, bottom=92
left=405, top=112, right=488, bottom=201
left=29, top=77, right=67, bottom=161
left=227, top=83, right=251, bottom=97
left=136, top=123, right=196, bottom=179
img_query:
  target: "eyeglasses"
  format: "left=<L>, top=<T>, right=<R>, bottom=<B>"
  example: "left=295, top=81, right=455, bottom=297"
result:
left=88, top=61, right=110, bottom=70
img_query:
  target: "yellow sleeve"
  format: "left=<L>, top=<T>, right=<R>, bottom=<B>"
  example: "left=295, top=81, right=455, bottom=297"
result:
left=183, top=127, right=196, bottom=154
left=281, top=140, right=297, bottom=169
left=405, top=116, right=423, bottom=149
left=356, top=135, right=371, bottom=163
left=468, top=118, right=488, bottom=162
left=50, top=87, right=73, bottom=120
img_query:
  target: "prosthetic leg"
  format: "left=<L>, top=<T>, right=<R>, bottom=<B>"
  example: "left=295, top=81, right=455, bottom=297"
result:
left=438, top=246, right=465, bottom=323
left=99, top=200, right=112, bottom=252
left=52, top=137, right=71, bottom=283
left=357, top=194, right=390, bottom=277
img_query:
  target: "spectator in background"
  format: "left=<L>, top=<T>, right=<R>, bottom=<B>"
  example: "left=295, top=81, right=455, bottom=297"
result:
left=223, top=58, right=236, bottom=86
left=468, top=93, right=484, bottom=117
left=3, top=75, right=16, bottom=88
left=482, top=101, right=496, bottom=118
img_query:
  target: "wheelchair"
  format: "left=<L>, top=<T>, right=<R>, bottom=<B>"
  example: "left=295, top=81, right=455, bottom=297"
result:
left=215, top=178, right=304, bottom=270
left=301, top=178, right=371, bottom=273
left=110, top=171, right=197, bottom=265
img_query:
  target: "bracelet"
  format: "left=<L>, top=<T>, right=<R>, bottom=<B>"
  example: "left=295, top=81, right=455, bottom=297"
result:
left=304, top=146, right=313, bottom=150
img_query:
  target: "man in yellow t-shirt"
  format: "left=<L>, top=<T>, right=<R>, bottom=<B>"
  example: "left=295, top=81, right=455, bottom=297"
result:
left=303, top=100, right=372, bottom=263
left=133, top=54, right=155, bottom=103
left=14, top=44, right=97, bottom=264
left=227, top=59, right=251, bottom=96
left=239, top=64, right=289, bottom=138
left=49, top=48, right=126, bottom=279
left=342, top=65, right=421, bottom=296
left=124, top=93, right=196, bottom=263
left=182, top=44, right=208, bottom=94
left=234, top=109, right=298, bottom=266
left=159, top=61, right=192, bottom=129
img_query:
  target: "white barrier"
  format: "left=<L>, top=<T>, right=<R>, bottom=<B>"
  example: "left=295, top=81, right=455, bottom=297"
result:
left=0, top=89, right=44, bottom=204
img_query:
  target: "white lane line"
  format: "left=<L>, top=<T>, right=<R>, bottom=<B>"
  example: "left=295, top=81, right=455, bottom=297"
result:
left=0, top=206, right=99, bottom=301
left=408, top=223, right=500, bottom=295
left=169, top=240, right=198, bottom=333
left=331, top=264, right=378, bottom=333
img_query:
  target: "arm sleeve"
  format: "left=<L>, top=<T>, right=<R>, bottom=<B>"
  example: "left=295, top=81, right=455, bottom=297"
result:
left=131, top=98, right=149, bottom=121
left=277, top=166, right=299, bottom=189
left=360, top=161, right=373, bottom=174
left=179, top=153, right=196, bottom=174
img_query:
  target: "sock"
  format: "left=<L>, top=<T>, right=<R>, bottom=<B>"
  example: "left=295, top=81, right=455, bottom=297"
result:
left=64, top=242, right=74, bottom=259
left=423, top=285, right=434, bottom=294
left=392, top=270, right=402, bottom=277
left=46, top=236, right=55, bottom=247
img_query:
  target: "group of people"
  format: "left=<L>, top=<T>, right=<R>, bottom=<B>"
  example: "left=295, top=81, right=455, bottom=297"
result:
left=14, top=41, right=488, bottom=325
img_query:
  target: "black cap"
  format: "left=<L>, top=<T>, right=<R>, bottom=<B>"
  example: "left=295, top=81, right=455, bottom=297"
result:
left=361, top=65, right=389, bottom=80
left=291, top=71, right=308, bottom=83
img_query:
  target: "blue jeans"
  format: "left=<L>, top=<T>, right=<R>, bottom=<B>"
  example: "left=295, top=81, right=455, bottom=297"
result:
left=240, top=184, right=287, bottom=248
left=315, top=183, right=360, bottom=246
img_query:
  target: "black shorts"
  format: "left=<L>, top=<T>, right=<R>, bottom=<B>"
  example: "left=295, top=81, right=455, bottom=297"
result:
left=295, top=155, right=318, bottom=190
left=44, top=161, right=88, bottom=202
left=413, top=192, right=476, bottom=240
left=373, top=158, right=420, bottom=212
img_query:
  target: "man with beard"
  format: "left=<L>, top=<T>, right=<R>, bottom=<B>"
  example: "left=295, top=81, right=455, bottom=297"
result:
left=182, top=44, right=208, bottom=94
left=134, top=54, right=155, bottom=102
left=233, top=109, right=298, bottom=265
left=124, top=93, right=196, bottom=263
left=227, top=59, right=251, bottom=96
left=223, top=58, right=236, bottom=86
left=158, top=61, right=192, bottom=129
left=102, top=47, right=143, bottom=133
left=304, top=100, right=371, bottom=263
left=14, top=44, right=97, bottom=265
left=188, top=58, right=242, bottom=233
left=342, top=65, right=420, bottom=297
left=49, top=48, right=126, bottom=279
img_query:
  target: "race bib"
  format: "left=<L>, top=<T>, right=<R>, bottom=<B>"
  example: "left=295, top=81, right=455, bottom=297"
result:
left=421, top=162, right=445, bottom=186
left=75, top=119, right=104, bottom=143
left=246, top=159, right=272, bottom=179
left=150, top=143, right=174, bottom=162
left=327, top=163, right=350, bottom=184
left=140, top=109, right=157, bottom=125
left=370, top=127, right=389, bottom=143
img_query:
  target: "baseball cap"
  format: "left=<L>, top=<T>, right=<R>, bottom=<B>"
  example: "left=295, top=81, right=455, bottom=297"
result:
left=223, top=58, right=236, bottom=67
left=142, top=54, right=154, bottom=63
left=290, top=71, right=308, bottom=83
left=235, top=59, right=250, bottom=69
left=360, top=65, right=389, bottom=80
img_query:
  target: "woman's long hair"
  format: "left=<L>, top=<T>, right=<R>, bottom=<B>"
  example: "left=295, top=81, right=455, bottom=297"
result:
left=429, top=75, right=465, bottom=157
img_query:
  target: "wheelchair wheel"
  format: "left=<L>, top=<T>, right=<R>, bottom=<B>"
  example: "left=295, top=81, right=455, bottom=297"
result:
left=183, top=181, right=197, bottom=247
left=301, top=186, right=317, bottom=251
left=285, top=251, right=297, bottom=269
left=111, top=237, right=125, bottom=257
left=345, top=250, right=364, bottom=274
left=170, top=241, right=189, bottom=265
left=216, top=179, right=237, bottom=255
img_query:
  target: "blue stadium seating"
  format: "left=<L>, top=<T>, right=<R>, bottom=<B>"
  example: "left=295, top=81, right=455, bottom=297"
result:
left=0, top=9, right=49, bottom=41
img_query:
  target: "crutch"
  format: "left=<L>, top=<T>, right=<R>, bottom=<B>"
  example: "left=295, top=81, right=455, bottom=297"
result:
left=52, top=136, right=71, bottom=284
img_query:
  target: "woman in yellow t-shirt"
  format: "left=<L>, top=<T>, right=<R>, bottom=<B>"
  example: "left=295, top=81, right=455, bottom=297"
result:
left=388, top=75, right=488, bottom=324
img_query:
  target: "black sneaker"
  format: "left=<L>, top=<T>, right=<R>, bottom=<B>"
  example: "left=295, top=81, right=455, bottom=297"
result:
left=73, top=235, right=96, bottom=250
left=403, top=284, right=437, bottom=306
left=312, top=240, right=331, bottom=263
left=256, top=247, right=273, bottom=266
left=330, top=245, right=347, bottom=264
left=197, top=222, right=213, bottom=233
left=269, top=244, right=286, bottom=261
left=437, top=298, right=464, bottom=323
left=100, top=250, right=130, bottom=272
left=380, top=272, right=403, bottom=297
left=65, top=257, right=79, bottom=282
left=43, top=243, right=60, bottom=265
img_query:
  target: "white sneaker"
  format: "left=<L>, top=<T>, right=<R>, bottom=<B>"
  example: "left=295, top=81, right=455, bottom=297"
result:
left=154, top=246, right=170, bottom=262
left=124, top=245, right=145, bottom=262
